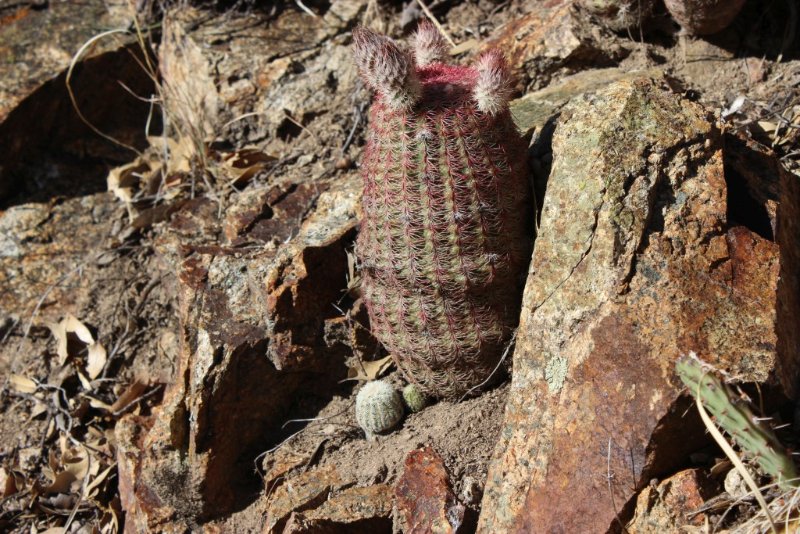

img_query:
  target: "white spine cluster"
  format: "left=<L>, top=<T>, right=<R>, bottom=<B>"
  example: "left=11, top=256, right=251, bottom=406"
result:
left=353, top=27, right=421, bottom=111
left=473, top=50, right=512, bottom=115
left=414, top=21, right=448, bottom=66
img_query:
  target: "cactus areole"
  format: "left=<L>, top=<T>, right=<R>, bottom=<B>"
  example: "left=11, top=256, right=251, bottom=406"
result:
left=352, top=24, right=532, bottom=399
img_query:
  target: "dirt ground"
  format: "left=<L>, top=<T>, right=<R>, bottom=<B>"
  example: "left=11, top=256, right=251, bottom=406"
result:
left=0, top=0, right=798, bottom=532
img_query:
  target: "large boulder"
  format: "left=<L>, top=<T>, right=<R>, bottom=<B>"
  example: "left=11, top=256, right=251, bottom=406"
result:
left=479, top=77, right=800, bottom=532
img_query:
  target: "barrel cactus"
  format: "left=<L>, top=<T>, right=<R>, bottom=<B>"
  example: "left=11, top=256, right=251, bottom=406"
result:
left=355, top=380, right=404, bottom=438
left=352, top=23, right=532, bottom=399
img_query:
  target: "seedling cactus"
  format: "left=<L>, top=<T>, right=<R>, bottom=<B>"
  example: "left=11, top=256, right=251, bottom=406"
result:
left=676, top=354, right=799, bottom=490
left=355, top=380, right=404, bottom=438
left=402, top=383, right=429, bottom=413
left=353, top=23, right=532, bottom=399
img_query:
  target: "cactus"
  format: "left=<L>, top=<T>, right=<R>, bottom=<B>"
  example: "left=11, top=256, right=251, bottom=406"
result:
left=663, top=0, right=746, bottom=35
left=402, top=383, right=429, bottom=413
left=355, top=380, right=404, bottom=438
left=352, top=23, right=532, bottom=399
left=676, top=354, right=799, bottom=490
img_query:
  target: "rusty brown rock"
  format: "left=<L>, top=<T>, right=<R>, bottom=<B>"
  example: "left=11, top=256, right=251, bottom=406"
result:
left=395, top=446, right=465, bottom=534
left=281, top=484, right=393, bottom=534
left=159, top=2, right=364, bottom=147
left=115, top=176, right=361, bottom=529
left=478, top=77, right=800, bottom=532
left=263, top=465, right=344, bottom=534
left=112, top=3, right=370, bottom=528
left=627, top=469, right=716, bottom=533
left=484, top=1, right=630, bottom=90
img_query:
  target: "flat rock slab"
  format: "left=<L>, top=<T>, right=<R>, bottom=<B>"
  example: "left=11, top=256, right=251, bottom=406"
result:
left=479, top=77, right=800, bottom=532
left=395, top=446, right=465, bottom=534
left=281, top=484, right=393, bottom=533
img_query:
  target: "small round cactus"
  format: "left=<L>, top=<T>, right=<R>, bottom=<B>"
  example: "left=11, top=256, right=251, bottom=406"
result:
left=402, top=383, right=429, bottom=413
left=355, top=380, right=404, bottom=437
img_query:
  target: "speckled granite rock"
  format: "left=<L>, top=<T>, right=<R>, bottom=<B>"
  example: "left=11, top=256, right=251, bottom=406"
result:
left=479, top=77, right=800, bottom=532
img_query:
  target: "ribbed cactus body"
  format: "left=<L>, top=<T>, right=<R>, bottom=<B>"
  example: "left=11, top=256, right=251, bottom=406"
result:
left=354, top=25, right=532, bottom=399
left=355, top=380, right=404, bottom=437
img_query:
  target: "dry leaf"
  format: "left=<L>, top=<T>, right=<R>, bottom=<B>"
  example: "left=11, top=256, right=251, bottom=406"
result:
left=109, top=381, right=148, bottom=413
left=47, top=315, right=107, bottom=377
left=9, top=373, right=37, bottom=394
left=345, top=355, right=393, bottom=382
left=77, top=370, right=93, bottom=391
left=757, top=121, right=777, bottom=133
left=45, top=446, right=89, bottom=495
left=220, top=147, right=276, bottom=186
left=85, top=463, right=115, bottom=499
left=0, top=467, right=17, bottom=497
left=85, top=395, right=114, bottom=412
left=86, top=343, right=107, bottom=380
left=107, top=160, right=150, bottom=204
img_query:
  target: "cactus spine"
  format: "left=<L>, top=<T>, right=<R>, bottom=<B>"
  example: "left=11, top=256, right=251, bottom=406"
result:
left=353, top=23, right=532, bottom=399
left=676, top=354, right=799, bottom=490
left=355, top=380, right=404, bottom=438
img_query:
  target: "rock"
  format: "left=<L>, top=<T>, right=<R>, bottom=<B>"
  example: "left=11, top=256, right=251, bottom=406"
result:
left=281, top=484, right=394, bottom=533
left=159, top=2, right=364, bottom=149
left=478, top=77, right=800, bottom=532
left=263, top=465, right=344, bottom=534
left=484, top=1, right=630, bottom=90
left=510, top=66, right=663, bottom=137
left=664, top=0, right=746, bottom=35
left=395, top=446, right=465, bottom=534
left=116, top=176, right=361, bottom=529
left=723, top=466, right=754, bottom=500
left=0, top=1, right=151, bottom=202
left=627, top=469, right=716, bottom=533
left=113, top=4, right=369, bottom=528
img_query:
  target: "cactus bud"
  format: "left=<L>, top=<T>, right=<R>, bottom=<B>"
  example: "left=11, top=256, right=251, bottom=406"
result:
left=413, top=21, right=448, bottom=67
left=355, top=380, right=404, bottom=438
left=473, top=50, right=513, bottom=115
left=352, top=27, right=420, bottom=111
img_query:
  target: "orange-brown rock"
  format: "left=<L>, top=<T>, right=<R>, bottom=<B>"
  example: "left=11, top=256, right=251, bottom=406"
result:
left=395, top=446, right=465, bottom=534
left=627, top=469, right=717, bottom=532
left=478, top=77, right=800, bottom=533
left=484, top=1, right=630, bottom=90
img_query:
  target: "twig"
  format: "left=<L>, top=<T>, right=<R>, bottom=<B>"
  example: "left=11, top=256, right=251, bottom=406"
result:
left=66, top=28, right=141, bottom=155
left=693, top=371, right=777, bottom=533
